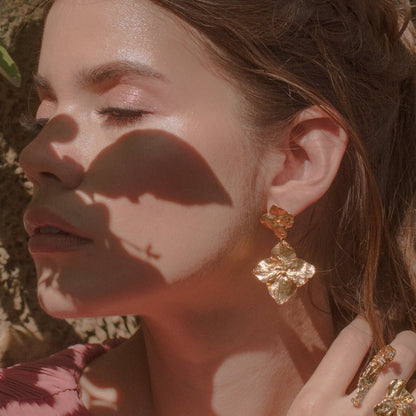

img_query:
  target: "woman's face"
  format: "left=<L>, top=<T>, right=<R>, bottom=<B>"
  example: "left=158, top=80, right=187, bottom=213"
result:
left=20, top=0, right=270, bottom=318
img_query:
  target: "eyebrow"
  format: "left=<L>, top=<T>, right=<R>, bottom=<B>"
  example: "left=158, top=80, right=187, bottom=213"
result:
left=77, top=61, right=166, bottom=88
left=33, top=60, right=166, bottom=94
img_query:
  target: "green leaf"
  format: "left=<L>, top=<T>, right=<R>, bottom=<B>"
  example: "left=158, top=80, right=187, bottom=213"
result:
left=0, top=45, right=21, bottom=87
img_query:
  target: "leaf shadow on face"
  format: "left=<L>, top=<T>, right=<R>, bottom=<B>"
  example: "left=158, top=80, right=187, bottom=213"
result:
left=31, top=115, right=234, bottom=306
left=86, top=128, right=233, bottom=206
left=5, top=114, right=236, bottom=412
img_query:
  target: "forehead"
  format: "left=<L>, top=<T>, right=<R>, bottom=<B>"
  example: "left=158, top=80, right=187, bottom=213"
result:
left=44, top=0, right=158, bottom=51
left=39, top=0, right=214, bottom=88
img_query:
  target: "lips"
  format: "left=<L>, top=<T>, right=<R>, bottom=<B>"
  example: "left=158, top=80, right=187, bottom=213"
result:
left=24, top=208, right=92, bottom=254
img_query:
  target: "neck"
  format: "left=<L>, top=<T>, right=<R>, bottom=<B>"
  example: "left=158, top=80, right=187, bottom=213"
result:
left=80, top=268, right=334, bottom=416
left=139, top=277, right=334, bottom=416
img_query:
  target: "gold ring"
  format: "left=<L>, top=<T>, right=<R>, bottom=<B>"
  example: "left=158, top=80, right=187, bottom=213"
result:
left=352, top=345, right=396, bottom=407
left=374, top=379, right=415, bottom=415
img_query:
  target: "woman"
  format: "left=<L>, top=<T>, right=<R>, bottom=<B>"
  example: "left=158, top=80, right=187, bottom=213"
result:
left=0, top=0, right=415, bottom=414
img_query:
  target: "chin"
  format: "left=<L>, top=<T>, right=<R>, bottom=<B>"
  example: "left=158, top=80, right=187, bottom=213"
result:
left=37, top=283, right=136, bottom=319
left=37, top=285, right=81, bottom=319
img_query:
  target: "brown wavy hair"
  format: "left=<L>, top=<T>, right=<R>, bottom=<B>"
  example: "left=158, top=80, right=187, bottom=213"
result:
left=148, top=0, right=416, bottom=348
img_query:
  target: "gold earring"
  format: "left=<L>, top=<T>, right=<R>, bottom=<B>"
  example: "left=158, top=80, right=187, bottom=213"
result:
left=252, top=205, right=316, bottom=304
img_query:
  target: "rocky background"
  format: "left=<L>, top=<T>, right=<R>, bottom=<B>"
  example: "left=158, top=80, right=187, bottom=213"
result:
left=0, top=0, right=137, bottom=367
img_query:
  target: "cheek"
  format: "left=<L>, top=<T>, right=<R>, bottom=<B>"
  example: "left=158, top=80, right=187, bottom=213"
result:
left=80, top=127, right=257, bottom=280
left=90, top=193, right=245, bottom=281
left=33, top=195, right=255, bottom=318
left=33, top=126, right=261, bottom=317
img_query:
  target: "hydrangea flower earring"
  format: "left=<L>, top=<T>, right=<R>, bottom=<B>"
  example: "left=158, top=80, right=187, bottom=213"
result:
left=252, top=205, right=316, bottom=304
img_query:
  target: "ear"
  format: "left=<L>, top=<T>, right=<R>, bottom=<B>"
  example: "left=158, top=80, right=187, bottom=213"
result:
left=266, top=106, right=348, bottom=215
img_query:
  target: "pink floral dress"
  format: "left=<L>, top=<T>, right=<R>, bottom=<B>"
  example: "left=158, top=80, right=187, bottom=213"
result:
left=0, top=340, right=122, bottom=415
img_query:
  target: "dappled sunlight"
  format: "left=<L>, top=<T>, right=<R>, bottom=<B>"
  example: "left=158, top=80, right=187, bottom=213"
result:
left=21, top=111, right=235, bottom=319
left=79, top=375, right=119, bottom=412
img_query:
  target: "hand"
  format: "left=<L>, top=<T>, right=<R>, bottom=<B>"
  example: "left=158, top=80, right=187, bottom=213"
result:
left=287, top=317, right=416, bottom=415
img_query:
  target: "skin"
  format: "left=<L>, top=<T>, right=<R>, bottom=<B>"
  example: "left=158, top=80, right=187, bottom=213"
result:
left=18, top=0, right=416, bottom=415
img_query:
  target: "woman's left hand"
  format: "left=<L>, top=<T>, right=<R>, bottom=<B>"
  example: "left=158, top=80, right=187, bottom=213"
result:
left=286, top=316, right=416, bottom=415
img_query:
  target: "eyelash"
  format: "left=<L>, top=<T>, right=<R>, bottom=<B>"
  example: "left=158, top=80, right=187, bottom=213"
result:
left=20, top=107, right=149, bottom=135
left=20, top=113, right=48, bottom=136
left=96, top=107, right=149, bottom=127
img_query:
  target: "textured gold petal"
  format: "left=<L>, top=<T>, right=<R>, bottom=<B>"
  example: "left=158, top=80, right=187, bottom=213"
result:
left=260, top=208, right=294, bottom=239
left=374, top=379, right=415, bottom=416
left=399, top=391, right=415, bottom=405
left=267, top=276, right=297, bottom=304
left=270, top=241, right=296, bottom=262
left=399, top=406, right=414, bottom=416
left=253, top=258, right=281, bottom=283
left=269, top=205, right=294, bottom=228
left=388, top=379, right=414, bottom=403
left=287, top=258, right=316, bottom=286
left=374, top=401, right=395, bottom=415
left=260, top=213, right=279, bottom=230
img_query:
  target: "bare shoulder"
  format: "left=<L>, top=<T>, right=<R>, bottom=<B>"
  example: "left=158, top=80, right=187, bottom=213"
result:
left=80, top=331, right=154, bottom=416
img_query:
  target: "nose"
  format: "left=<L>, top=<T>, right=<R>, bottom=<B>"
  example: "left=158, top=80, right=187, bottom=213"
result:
left=19, top=114, right=85, bottom=189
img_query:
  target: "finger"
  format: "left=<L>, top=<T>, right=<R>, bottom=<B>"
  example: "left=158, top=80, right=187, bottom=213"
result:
left=306, top=316, right=372, bottom=394
left=388, top=331, right=416, bottom=380
left=356, top=331, right=416, bottom=407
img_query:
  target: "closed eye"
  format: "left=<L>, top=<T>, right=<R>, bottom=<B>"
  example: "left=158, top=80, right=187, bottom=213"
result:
left=96, top=107, right=150, bottom=127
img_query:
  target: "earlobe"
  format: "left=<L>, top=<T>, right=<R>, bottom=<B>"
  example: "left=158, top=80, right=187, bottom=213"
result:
left=267, top=106, right=348, bottom=215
